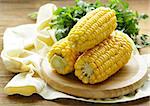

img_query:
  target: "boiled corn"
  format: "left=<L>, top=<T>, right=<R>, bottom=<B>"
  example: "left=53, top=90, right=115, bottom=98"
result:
left=49, top=7, right=117, bottom=75
left=67, top=7, right=117, bottom=52
left=74, top=31, right=132, bottom=84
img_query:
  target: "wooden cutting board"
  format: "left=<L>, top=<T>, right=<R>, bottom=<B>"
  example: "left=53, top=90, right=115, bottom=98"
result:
left=41, top=55, right=148, bottom=99
left=0, top=0, right=150, bottom=106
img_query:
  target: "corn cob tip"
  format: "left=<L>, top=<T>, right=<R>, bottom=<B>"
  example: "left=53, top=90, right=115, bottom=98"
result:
left=75, top=63, right=94, bottom=84
left=50, top=54, right=68, bottom=75
left=48, top=39, right=79, bottom=75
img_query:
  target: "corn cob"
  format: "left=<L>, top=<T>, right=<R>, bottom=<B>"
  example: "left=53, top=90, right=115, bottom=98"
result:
left=67, top=7, right=117, bottom=52
left=74, top=31, right=132, bottom=84
left=49, top=38, right=79, bottom=74
left=48, top=7, right=117, bottom=75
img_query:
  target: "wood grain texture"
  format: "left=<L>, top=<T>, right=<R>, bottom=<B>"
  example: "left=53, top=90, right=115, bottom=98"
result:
left=0, top=0, right=150, bottom=105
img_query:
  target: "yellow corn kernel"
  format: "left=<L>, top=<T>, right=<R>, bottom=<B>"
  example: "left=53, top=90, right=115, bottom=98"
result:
left=67, top=7, right=117, bottom=52
left=48, top=39, right=79, bottom=75
left=74, top=31, right=132, bottom=84
left=48, top=7, right=117, bottom=75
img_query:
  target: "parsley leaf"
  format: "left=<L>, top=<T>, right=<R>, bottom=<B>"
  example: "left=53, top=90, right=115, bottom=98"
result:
left=50, top=0, right=149, bottom=48
left=51, top=0, right=103, bottom=40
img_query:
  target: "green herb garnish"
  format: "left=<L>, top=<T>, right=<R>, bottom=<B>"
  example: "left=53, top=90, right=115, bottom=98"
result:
left=50, top=0, right=149, bottom=48
left=29, top=0, right=149, bottom=48
left=107, top=0, right=150, bottom=48
left=51, top=0, right=104, bottom=40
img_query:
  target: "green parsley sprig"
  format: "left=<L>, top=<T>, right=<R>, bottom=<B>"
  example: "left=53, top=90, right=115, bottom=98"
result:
left=50, top=0, right=149, bottom=48
left=107, top=0, right=150, bottom=48
left=29, top=0, right=149, bottom=48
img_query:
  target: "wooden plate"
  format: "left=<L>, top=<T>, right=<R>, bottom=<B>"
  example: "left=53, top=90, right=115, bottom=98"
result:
left=41, top=55, right=147, bottom=99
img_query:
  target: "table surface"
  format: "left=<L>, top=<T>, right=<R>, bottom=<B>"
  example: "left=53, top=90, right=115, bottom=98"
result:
left=0, top=0, right=150, bottom=106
